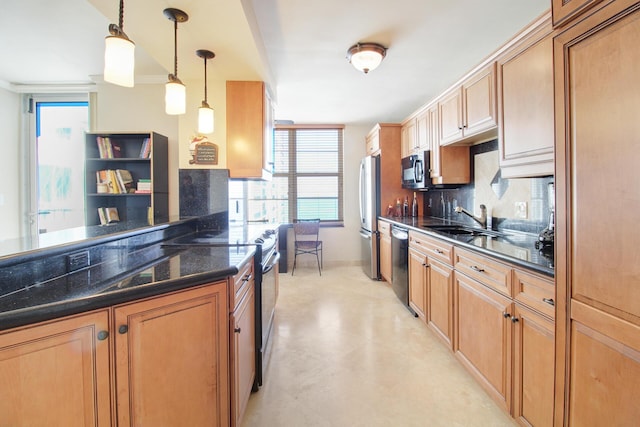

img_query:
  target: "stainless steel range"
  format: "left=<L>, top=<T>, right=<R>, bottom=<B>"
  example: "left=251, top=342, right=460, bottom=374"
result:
left=164, top=224, right=279, bottom=389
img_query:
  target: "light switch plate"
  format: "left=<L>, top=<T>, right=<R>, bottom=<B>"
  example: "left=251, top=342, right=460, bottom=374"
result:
left=515, top=202, right=528, bottom=219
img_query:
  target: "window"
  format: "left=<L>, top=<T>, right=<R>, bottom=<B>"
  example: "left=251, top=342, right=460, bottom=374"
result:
left=229, top=126, right=344, bottom=224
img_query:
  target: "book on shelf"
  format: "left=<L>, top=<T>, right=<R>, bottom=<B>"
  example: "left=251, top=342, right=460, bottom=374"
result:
left=115, top=169, right=134, bottom=193
left=96, top=136, right=120, bottom=159
left=97, top=207, right=120, bottom=225
left=96, top=169, right=135, bottom=194
left=138, top=137, right=152, bottom=159
left=136, top=178, right=152, bottom=193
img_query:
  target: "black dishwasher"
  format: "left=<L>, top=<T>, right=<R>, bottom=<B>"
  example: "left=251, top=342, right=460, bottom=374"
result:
left=391, top=225, right=416, bottom=316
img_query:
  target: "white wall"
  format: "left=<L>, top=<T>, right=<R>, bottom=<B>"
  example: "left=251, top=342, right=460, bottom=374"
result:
left=94, top=82, right=180, bottom=218
left=286, top=123, right=371, bottom=268
left=0, top=87, right=22, bottom=240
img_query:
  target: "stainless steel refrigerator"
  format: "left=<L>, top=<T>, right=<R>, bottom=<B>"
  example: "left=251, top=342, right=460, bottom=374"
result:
left=359, top=155, right=380, bottom=279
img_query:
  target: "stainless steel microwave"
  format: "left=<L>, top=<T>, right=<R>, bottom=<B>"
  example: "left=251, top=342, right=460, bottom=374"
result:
left=401, top=151, right=429, bottom=189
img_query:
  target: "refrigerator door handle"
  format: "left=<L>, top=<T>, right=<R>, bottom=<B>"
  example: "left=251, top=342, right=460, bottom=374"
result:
left=360, top=230, right=371, bottom=240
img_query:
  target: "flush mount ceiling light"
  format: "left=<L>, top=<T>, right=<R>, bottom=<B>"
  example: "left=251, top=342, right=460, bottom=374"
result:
left=104, top=0, right=135, bottom=87
left=164, top=8, right=189, bottom=115
left=346, top=42, right=387, bottom=74
left=196, top=49, right=215, bottom=134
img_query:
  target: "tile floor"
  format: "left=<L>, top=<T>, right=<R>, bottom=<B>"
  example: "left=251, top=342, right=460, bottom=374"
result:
left=241, top=265, right=516, bottom=427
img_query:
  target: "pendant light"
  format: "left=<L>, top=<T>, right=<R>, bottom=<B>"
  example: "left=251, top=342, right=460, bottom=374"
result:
left=196, top=49, right=215, bottom=134
left=104, top=0, right=135, bottom=87
left=164, top=8, right=189, bottom=115
left=346, top=43, right=387, bottom=74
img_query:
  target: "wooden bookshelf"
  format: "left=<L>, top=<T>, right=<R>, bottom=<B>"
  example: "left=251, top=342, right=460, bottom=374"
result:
left=84, top=132, right=168, bottom=226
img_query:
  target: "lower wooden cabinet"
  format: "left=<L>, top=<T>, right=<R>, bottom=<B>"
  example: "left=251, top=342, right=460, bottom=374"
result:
left=454, top=271, right=513, bottom=413
left=379, top=220, right=392, bottom=283
left=427, top=259, right=454, bottom=349
left=230, top=262, right=256, bottom=427
left=513, top=303, right=555, bottom=427
left=114, top=282, right=230, bottom=427
left=0, top=310, right=112, bottom=426
left=408, top=246, right=428, bottom=320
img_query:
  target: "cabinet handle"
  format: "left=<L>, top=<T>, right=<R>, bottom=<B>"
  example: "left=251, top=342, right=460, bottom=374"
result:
left=422, top=263, right=429, bottom=268
left=118, top=325, right=128, bottom=334
left=242, top=273, right=252, bottom=283
left=97, top=330, right=109, bottom=341
left=434, top=248, right=444, bottom=254
left=458, top=126, right=463, bottom=130
left=234, top=327, right=242, bottom=333
left=470, top=265, right=485, bottom=273
left=502, top=312, right=511, bottom=319
left=542, top=298, right=555, bottom=306
left=511, top=316, right=519, bottom=323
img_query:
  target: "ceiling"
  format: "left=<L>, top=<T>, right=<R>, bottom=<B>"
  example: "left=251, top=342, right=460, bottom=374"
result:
left=1, top=0, right=549, bottom=125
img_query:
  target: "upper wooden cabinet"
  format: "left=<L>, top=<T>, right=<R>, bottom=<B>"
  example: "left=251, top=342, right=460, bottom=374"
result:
left=439, top=63, right=498, bottom=146
left=367, top=123, right=411, bottom=211
left=428, top=105, right=471, bottom=185
left=0, top=310, right=112, bottom=426
left=497, top=15, right=554, bottom=178
left=401, top=109, right=430, bottom=158
left=226, top=81, right=274, bottom=180
left=552, top=0, right=604, bottom=27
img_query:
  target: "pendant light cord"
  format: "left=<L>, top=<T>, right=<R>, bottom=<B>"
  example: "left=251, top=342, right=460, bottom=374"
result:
left=173, top=20, right=179, bottom=77
left=119, top=0, right=125, bottom=30
left=203, top=57, right=208, bottom=103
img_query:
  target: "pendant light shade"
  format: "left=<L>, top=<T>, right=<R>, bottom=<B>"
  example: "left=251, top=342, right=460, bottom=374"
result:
left=198, top=104, right=214, bottom=134
left=164, top=8, right=189, bottom=115
left=196, top=49, right=216, bottom=134
left=165, top=76, right=186, bottom=115
left=346, top=43, right=387, bottom=74
left=104, top=0, right=135, bottom=87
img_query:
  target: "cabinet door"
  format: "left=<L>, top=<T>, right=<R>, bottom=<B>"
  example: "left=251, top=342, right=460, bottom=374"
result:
left=427, top=259, right=454, bottom=349
left=454, top=272, right=513, bottom=413
left=227, top=81, right=272, bottom=179
left=380, top=234, right=392, bottom=283
left=366, top=129, right=380, bottom=156
left=231, top=286, right=256, bottom=427
left=438, top=89, right=463, bottom=145
left=408, top=246, right=428, bottom=321
left=428, top=105, right=441, bottom=178
left=0, top=310, right=111, bottom=426
left=513, top=304, right=555, bottom=427
left=114, top=283, right=229, bottom=427
left=566, top=301, right=640, bottom=426
left=416, top=110, right=429, bottom=152
left=401, top=118, right=417, bottom=158
left=462, top=63, right=497, bottom=138
left=498, top=26, right=554, bottom=178
left=552, top=0, right=603, bottom=27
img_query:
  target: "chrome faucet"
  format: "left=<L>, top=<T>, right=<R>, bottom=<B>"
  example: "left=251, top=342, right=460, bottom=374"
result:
left=455, top=204, right=487, bottom=228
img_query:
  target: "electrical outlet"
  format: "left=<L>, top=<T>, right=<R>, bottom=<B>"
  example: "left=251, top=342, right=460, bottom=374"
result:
left=67, top=250, right=90, bottom=272
left=515, top=202, right=528, bottom=219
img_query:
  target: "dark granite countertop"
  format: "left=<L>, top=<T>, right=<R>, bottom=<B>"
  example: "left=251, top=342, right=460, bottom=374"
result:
left=0, top=242, right=256, bottom=332
left=379, top=216, right=554, bottom=277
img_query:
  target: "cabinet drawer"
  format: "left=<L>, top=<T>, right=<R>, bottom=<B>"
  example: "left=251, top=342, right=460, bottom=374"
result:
left=513, top=269, right=555, bottom=319
left=230, top=260, right=254, bottom=311
left=454, top=247, right=512, bottom=297
left=409, top=231, right=453, bottom=265
left=378, top=220, right=391, bottom=236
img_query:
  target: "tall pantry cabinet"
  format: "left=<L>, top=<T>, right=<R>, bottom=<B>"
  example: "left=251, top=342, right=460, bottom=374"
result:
left=554, top=0, right=640, bottom=425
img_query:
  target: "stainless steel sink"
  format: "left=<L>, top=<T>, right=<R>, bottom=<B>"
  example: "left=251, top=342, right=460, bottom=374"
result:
left=423, top=225, right=507, bottom=238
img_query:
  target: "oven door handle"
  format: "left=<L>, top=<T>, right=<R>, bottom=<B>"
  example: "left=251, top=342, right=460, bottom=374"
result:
left=262, top=252, right=281, bottom=274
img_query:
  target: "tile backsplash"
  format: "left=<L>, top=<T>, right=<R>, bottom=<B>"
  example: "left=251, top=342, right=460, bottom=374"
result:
left=422, top=140, right=553, bottom=234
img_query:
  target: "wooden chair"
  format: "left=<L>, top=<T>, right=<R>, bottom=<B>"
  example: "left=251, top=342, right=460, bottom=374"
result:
left=291, top=219, right=323, bottom=276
